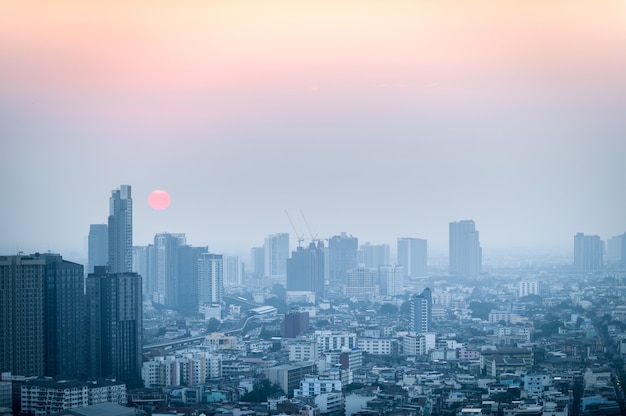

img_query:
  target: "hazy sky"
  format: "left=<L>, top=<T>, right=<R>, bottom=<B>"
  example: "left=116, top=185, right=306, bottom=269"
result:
left=2, top=0, right=625, bottom=261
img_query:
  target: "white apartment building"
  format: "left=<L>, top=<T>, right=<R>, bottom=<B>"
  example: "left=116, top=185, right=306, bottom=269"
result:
left=294, top=372, right=343, bottom=398
left=315, top=331, right=357, bottom=354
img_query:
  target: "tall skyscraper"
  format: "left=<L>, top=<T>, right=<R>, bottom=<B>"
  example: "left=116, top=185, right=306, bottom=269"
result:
left=86, top=266, right=142, bottom=383
left=449, top=220, right=482, bottom=278
left=88, top=224, right=108, bottom=274
left=606, top=233, right=625, bottom=266
left=574, top=233, right=604, bottom=272
left=378, top=265, right=404, bottom=296
left=178, top=245, right=208, bottom=313
left=108, top=185, right=133, bottom=273
left=357, top=243, right=390, bottom=269
left=198, top=253, right=224, bottom=306
left=250, top=247, right=265, bottom=277
left=0, top=253, right=85, bottom=378
left=286, top=241, right=325, bottom=298
left=397, top=238, right=427, bottom=278
left=410, top=288, right=432, bottom=334
left=264, top=233, right=290, bottom=277
left=153, top=232, right=186, bottom=307
left=224, top=255, right=242, bottom=286
left=328, top=232, right=358, bottom=285
left=133, top=244, right=155, bottom=298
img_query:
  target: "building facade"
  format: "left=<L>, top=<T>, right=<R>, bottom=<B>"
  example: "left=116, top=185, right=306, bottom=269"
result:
left=574, top=233, right=604, bottom=272
left=286, top=242, right=325, bottom=298
left=88, top=224, right=108, bottom=274
left=449, top=220, right=482, bottom=278
left=397, top=237, right=427, bottom=278
left=108, top=185, right=133, bottom=273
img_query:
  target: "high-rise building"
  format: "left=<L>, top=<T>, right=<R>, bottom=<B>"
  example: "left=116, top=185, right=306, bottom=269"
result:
left=132, top=244, right=155, bottom=298
left=574, top=233, right=603, bottom=272
left=518, top=281, right=539, bottom=298
left=397, top=238, right=427, bottom=278
left=606, top=233, right=625, bottom=266
left=250, top=247, right=265, bottom=277
left=86, top=266, right=142, bottom=383
left=177, top=245, right=208, bottom=313
left=328, top=233, right=358, bottom=285
left=449, top=220, right=482, bottom=278
left=224, top=255, right=242, bottom=286
left=0, top=253, right=85, bottom=378
left=286, top=242, right=325, bottom=298
left=357, top=243, right=390, bottom=269
left=344, top=267, right=377, bottom=300
left=153, top=232, right=186, bottom=307
left=282, top=310, right=310, bottom=338
left=198, top=253, right=223, bottom=306
left=410, top=288, right=432, bottom=334
left=108, top=185, right=133, bottom=273
left=378, top=265, right=404, bottom=296
left=88, top=224, right=108, bottom=274
left=264, top=233, right=290, bottom=277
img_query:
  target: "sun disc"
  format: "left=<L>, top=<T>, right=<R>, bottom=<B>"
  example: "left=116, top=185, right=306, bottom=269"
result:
left=148, top=190, right=171, bottom=210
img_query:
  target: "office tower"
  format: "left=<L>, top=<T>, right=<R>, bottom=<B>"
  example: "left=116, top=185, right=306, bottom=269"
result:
left=344, top=267, right=377, bottom=300
left=286, top=241, right=325, bottom=298
left=410, top=288, right=432, bottom=334
left=282, top=310, right=310, bottom=338
left=518, top=281, right=539, bottom=298
left=449, top=220, right=482, bottom=278
left=0, top=253, right=85, bottom=379
left=198, top=253, right=223, bottom=307
left=178, top=245, right=208, bottom=314
left=108, top=185, right=133, bottom=273
left=88, top=224, right=108, bottom=274
left=378, top=265, right=404, bottom=296
left=264, top=233, right=290, bottom=277
left=574, top=233, right=604, bottom=272
left=328, top=232, right=358, bottom=285
left=86, top=266, right=142, bottom=383
left=224, top=255, right=242, bottom=286
left=153, top=232, right=186, bottom=308
left=397, top=237, right=427, bottom=278
left=133, top=244, right=155, bottom=298
left=357, top=243, right=390, bottom=269
left=250, top=247, right=265, bottom=277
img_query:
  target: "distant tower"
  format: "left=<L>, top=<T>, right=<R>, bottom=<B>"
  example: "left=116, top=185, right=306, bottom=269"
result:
left=177, top=245, right=208, bottom=313
left=328, top=232, right=358, bottom=285
left=286, top=241, right=325, bottom=298
left=574, top=233, right=603, bottom=272
left=397, top=238, right=427, bottom=277
left=606, top=234, right=623, bottom=265
left=132, top=244, right=155, bottom=298
left=108, top=185, right=133, bottom=273
left=410, top=288, right=432, bottom=334
left=86, top=266, right=142, bottom=383
left=250, top=247, right=265, bottom=277
left=198, top=253, right=224, bottom=306
left=264, top=233, right=290, bottom=277
left=358, top=243, right=390, bottom=269
left=0, top=253, right=85, bottom=378
left=224, top=255, right=242, bottom=286
left=449, top=220, right=482, bottom=278
left=88, top=224, right=108, bottom=274
left=344, top=267, right=378, bottom=300
left=378, top=265, right=404, bottom=296
left=153, top=232, right=186, bottom=307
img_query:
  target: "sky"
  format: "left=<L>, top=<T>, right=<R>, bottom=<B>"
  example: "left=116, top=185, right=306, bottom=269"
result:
left=1, top=0, right=625, bottom=262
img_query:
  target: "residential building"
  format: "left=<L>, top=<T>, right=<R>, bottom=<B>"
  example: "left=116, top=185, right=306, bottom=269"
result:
left=410, top=288, right=432, bottom=334
left=449, top=220, right=482, bottom=278
left=283, top=310, right=310, bottom=338
left=574, top=233, right=603, bottom=272
left=518, top=281, right=539, bottom=298
left=344, top=267, right=377, bottom=300
left=264, top=233, right=290, bottom=278
left=224, top=255, right=242, bottom=286
left=378, top=265, right=403, bottom=296
left=267, top=363, right=317, bottom=397
left=153, top=232, right=186, bottom=308
left=250, top=247, right=264, bottom=277
left=86, top=267, right=142, bottom=383
left=397, top=237, right=427, bottom=277
left=286, top=242, right=325, bottom=298
left=327, top=233, right=358, bottom=285
left=357, top=243, right=390, bottom=269
left=198, top=253, right=223, bottom=306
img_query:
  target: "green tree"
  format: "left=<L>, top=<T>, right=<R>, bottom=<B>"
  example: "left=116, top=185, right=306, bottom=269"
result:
left=240, top=380, right=283, bottom=402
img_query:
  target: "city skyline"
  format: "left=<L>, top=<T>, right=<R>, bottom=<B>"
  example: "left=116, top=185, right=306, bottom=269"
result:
left=1, top=1, right=625, bottom=260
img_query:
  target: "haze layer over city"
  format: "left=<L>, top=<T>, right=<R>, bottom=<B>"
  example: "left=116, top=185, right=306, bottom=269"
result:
left=2, top=1, right=625, bottom=263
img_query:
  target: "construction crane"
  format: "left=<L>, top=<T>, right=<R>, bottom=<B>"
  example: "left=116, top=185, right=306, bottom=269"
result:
left=284, top=210, right=305, bottom=247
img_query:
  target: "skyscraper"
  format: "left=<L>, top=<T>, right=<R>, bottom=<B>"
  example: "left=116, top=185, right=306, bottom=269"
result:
left=449, top=220, right=482, bottom=278
left=132, top=244, right=155, bottom=298
left=88, top=224, right=108, bottom=274
left=108, top=185, right=133, bottom=273
left=153, top=232, right=186, bottom=307
left=328, top=232, right=358, bottom=285
left=0, top=253, right=85, bottom=378
left=286, top=241, right=325, bottom=298
left=410, top=288, right=432, bottom=334
left=224, top=255, right=242, bottom=286
left=357, top=243, right=390, bottom=269
left=344, top=267, right=377, bottom=300
left=397, top=237, right=427, bottom=278
left=86, top=266, right=142, bottom=383
left=250, top=247, right=265, bottom=277
left=178, top=245, right=208, bottom=313
left=264, top=233, right=290, bottom=278
left=574, top=233, right=603, bottom=272
left=198, top=253, right=224, bottom=306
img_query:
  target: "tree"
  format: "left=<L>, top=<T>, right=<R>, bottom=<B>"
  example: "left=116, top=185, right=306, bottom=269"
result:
left=240, top=380, right=283, bottom=402
left=379, top=303, right=399, bottom=315
left=207, top=317, right=221, bottom=332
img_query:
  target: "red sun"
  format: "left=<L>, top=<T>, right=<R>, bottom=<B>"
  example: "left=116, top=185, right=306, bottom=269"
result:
left=148, top=190, right=171, bottom=210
